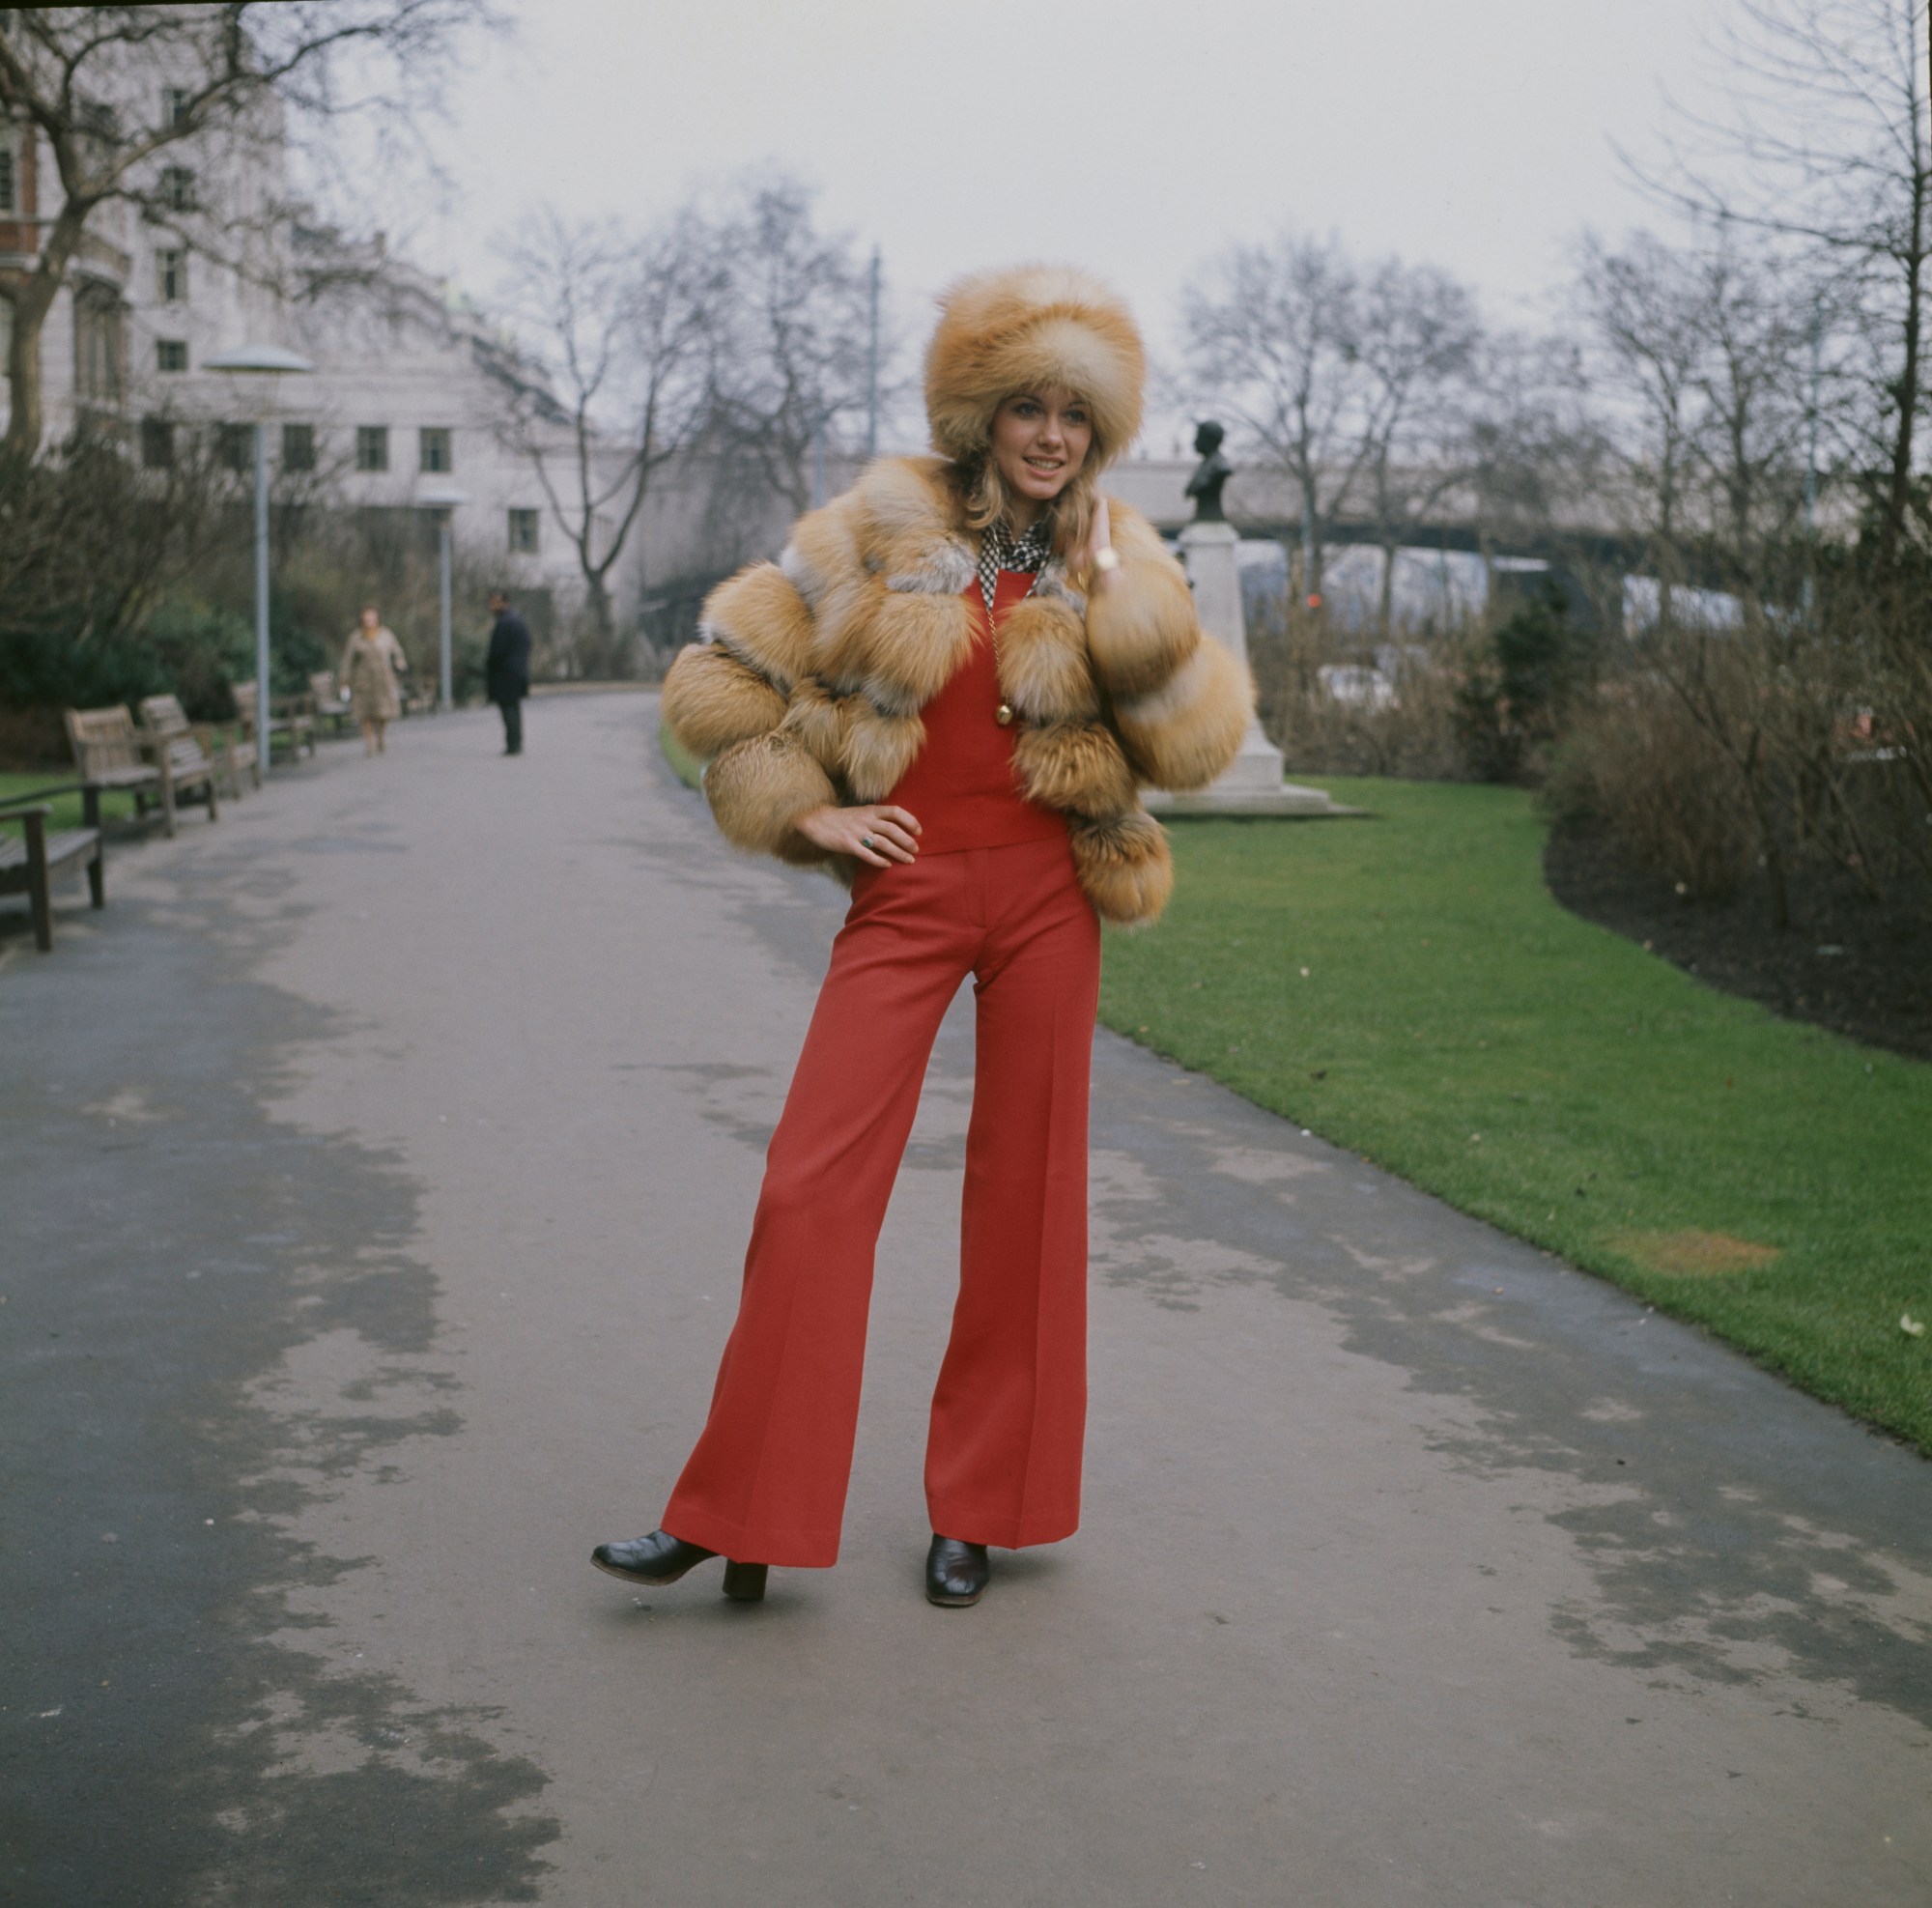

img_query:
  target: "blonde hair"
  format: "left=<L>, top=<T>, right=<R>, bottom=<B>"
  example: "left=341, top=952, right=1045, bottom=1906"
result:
left=952, top=449, right=1096, bottom=567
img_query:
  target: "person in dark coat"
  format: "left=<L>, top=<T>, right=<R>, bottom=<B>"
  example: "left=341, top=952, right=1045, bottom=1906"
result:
left=485, top=590, right=532, bottom=755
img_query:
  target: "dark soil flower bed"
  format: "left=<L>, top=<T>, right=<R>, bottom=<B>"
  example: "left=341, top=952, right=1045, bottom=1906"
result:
left=1545, top=824, right=1932, bottom=1064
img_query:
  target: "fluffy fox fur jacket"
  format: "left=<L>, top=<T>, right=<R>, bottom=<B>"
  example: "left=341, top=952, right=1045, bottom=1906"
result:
left=661, top=454, right=1253, bottom=927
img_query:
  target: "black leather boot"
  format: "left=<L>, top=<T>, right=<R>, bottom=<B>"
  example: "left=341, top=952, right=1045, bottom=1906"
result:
left=590, top=1529, right=716, bottom=1585
left=924, top=1534, right=990, bottom=1608
left=591, top=1529, right=770, bottom=1603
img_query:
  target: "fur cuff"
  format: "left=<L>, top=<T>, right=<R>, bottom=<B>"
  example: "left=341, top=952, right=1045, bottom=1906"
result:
left=1013, top=721, right=1138, bottom=818
left=1112, top=635, right=1254, bottom=791
left=1068, top=808, right=1174, bottom=927
left=703, top=731, right=838, bottom=863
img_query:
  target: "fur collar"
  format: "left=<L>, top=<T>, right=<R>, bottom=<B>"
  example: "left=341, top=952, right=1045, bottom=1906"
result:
left=776, top=456, right=1092, bottom=719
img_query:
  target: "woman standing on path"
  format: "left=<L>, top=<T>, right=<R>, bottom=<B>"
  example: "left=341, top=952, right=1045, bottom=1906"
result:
left=592, top=268, right=1252, bottom=1609
left=339, top=606, right=405, bottom=755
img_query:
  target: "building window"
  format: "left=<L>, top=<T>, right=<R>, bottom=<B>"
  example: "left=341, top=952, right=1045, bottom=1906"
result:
left=507, top=508, right=539, bottom=554
left=282, top=422, right=315, bottom=472
left=419, top=426, right=452, bottom=473
left=161, top=87, right=191, bottom=129
left=157, top=166, right=195, bottom=214
left=0, top=141, right=14, bottom=216
left=156, top=247, right=186, bottom=302
left=355, top=425, right=388, bottom=472
left=140, top=417, right=174, bottom=469
left=156, top=338, right=187, bottom=373
left=74, top=289, right=124, bottom=405
left=216, top=423, right=252, bottom=472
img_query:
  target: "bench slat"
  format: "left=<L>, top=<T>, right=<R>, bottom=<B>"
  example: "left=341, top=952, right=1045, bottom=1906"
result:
left=0, top=827, right=99, bottom=870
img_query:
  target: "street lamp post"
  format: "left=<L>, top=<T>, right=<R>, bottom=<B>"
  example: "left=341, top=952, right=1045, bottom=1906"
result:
left=204, top=345, right=315, bottom=781
left=416, top=488, right=468, bottom=713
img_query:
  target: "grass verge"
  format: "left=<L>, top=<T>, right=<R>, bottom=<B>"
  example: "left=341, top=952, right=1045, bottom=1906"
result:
left=659, top=719, right=703, bottom=792
left=1098, top=777, right=1932, bottom=1454
left=0, top=770, right=144, bottom=833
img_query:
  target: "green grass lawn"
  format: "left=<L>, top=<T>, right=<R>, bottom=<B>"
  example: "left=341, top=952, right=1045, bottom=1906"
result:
left=659, top=719, right=703, bottom=792
left=0, top=770, right=144, bottom=833
left=1100, top=778, right=1932, bottom=1454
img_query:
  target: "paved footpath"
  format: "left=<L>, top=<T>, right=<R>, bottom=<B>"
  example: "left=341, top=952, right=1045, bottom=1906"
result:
left=3, top=691, right=1930, bottom=1907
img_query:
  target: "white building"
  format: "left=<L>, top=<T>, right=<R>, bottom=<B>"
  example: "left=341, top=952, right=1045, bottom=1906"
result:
left=1, top=69, right=699, bottom=651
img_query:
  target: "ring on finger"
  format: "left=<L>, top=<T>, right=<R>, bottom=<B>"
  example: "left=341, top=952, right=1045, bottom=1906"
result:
left=861, top=834, right=875, bottom=850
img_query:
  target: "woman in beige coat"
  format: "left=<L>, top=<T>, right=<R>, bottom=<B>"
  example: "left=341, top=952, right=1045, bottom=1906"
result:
left=340, top=607, right=405, bottom=755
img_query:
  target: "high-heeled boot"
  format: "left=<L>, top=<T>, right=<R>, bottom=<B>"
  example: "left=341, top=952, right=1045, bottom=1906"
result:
left=924, top=1534, right=990, bottom=1608
left=591, top=1529, right=768, bottom=1602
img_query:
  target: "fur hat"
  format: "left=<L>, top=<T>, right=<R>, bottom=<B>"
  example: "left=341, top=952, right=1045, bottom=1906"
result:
left=924, top=265, right=1146, bottom=470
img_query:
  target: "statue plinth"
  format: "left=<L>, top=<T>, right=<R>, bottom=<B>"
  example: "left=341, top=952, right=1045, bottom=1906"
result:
left=1141, top=519, right=1355, bottom=819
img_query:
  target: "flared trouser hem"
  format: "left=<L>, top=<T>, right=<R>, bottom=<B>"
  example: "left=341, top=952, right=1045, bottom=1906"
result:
left=661, top=833, right=1100, bottom=1566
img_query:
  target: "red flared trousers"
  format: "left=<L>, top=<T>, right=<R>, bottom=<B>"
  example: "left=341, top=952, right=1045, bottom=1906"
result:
left=662, top=831, right=1101, bottom=1566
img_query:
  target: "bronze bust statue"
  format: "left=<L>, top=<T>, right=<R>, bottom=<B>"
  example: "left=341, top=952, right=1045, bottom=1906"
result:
left=1184, top=420, right=1233, bottom=523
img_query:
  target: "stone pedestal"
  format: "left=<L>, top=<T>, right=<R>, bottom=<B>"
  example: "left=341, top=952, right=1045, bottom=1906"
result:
left=1140, top=520, right=1354, bottom=819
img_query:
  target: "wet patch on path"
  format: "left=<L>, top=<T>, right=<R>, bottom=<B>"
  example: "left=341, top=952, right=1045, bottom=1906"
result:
left=0, top=884, right=556, bottom=1905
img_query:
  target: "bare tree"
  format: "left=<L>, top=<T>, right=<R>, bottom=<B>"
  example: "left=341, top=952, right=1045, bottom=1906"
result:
left=495, top=205, right=721, bottom=660
left=1628, top=0, right=1930, bottom=564
left=1687, top=245, right=1819, bottom=587
left=1352, top=258, right=1484, bottom=632
left=1579, top=229, right=1822, bottom=593
left=1182, top=233, right=1371, bottom=604
left=0, top=2, right=489, bottom=460
left=705, top=178, right=879, bottom=516
left=1577, top=231, right=1715, bottom=612
left=1465, top=329, right=1609, bottom=560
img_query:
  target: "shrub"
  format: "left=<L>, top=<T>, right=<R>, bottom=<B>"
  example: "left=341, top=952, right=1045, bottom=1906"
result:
left=1453, top=581, right=1587, bottom=783
left=1544, top=679, right=1755, bottom=897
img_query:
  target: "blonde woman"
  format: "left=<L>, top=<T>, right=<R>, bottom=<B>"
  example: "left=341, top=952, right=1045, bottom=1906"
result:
left=593, top=268, right=1253, bottom=1608
left=340, top=606, right=405, bottom=755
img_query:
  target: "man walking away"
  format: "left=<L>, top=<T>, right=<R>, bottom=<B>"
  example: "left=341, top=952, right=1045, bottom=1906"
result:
left=486, top=589, right=532, bottom=755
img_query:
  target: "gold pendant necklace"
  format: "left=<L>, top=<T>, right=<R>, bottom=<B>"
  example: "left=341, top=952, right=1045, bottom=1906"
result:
left=988, top=550, right=1031, bottom=728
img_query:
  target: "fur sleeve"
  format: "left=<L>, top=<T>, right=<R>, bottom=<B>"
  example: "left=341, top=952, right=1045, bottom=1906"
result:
left=1084, top=501, right=1199, bottom=698
left=1086, top=499, right=1254, bottom=790
left=661, top=562, right=817, bottom=760
left=663, top=561, right=838, bottom=861
left=1111, top=634, right=1254, bottom=791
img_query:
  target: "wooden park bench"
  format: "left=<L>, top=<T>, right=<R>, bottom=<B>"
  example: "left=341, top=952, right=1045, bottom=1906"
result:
left=228, top=678, right=316, bottom=783
left=132, top=696, right=224, bottom=829
left=308, top=671, right=355, bottom=739
left=64, top=704, right=165, bottom=826
left=0, top=787, right=104, bottom=952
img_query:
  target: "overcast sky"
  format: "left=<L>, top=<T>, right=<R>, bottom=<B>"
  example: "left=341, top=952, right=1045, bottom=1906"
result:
left=390, top=0, right=1736, bottom=452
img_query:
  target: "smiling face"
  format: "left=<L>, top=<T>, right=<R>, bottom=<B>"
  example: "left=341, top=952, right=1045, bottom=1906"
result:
left=989, top=387, right=1093, bottom=526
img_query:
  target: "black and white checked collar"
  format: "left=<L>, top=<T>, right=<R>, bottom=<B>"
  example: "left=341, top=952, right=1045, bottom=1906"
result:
left=977, top=515, right=1053, bottom=618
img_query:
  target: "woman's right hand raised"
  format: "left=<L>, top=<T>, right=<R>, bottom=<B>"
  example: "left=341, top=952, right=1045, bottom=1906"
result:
left=796, top=803, right=922, bottom=867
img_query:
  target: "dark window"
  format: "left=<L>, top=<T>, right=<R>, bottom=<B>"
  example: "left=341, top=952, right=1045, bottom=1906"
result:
left=216, top=423, right=252, bottom=472
left=507, top=508, right=539, bottom=554
left=0, top=144, right=14, bottom=215
left=156, top=338, right=187, bottom=373
left=419, top=426, right=452, bottom=473
left=158, top=166, right=194, bottom=214
left=140, top=417, right=174, bottom=469
left=156, top=247, right=185, bottom=301
left=355, top=425, right=388, bottom=472
left=162, top=87, right=190, bottom=129
left=282, top=422, right=315, bottom=471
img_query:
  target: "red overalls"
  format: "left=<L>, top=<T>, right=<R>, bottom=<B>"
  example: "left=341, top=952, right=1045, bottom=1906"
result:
left=662, top=571, right=1103, bottom=1565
